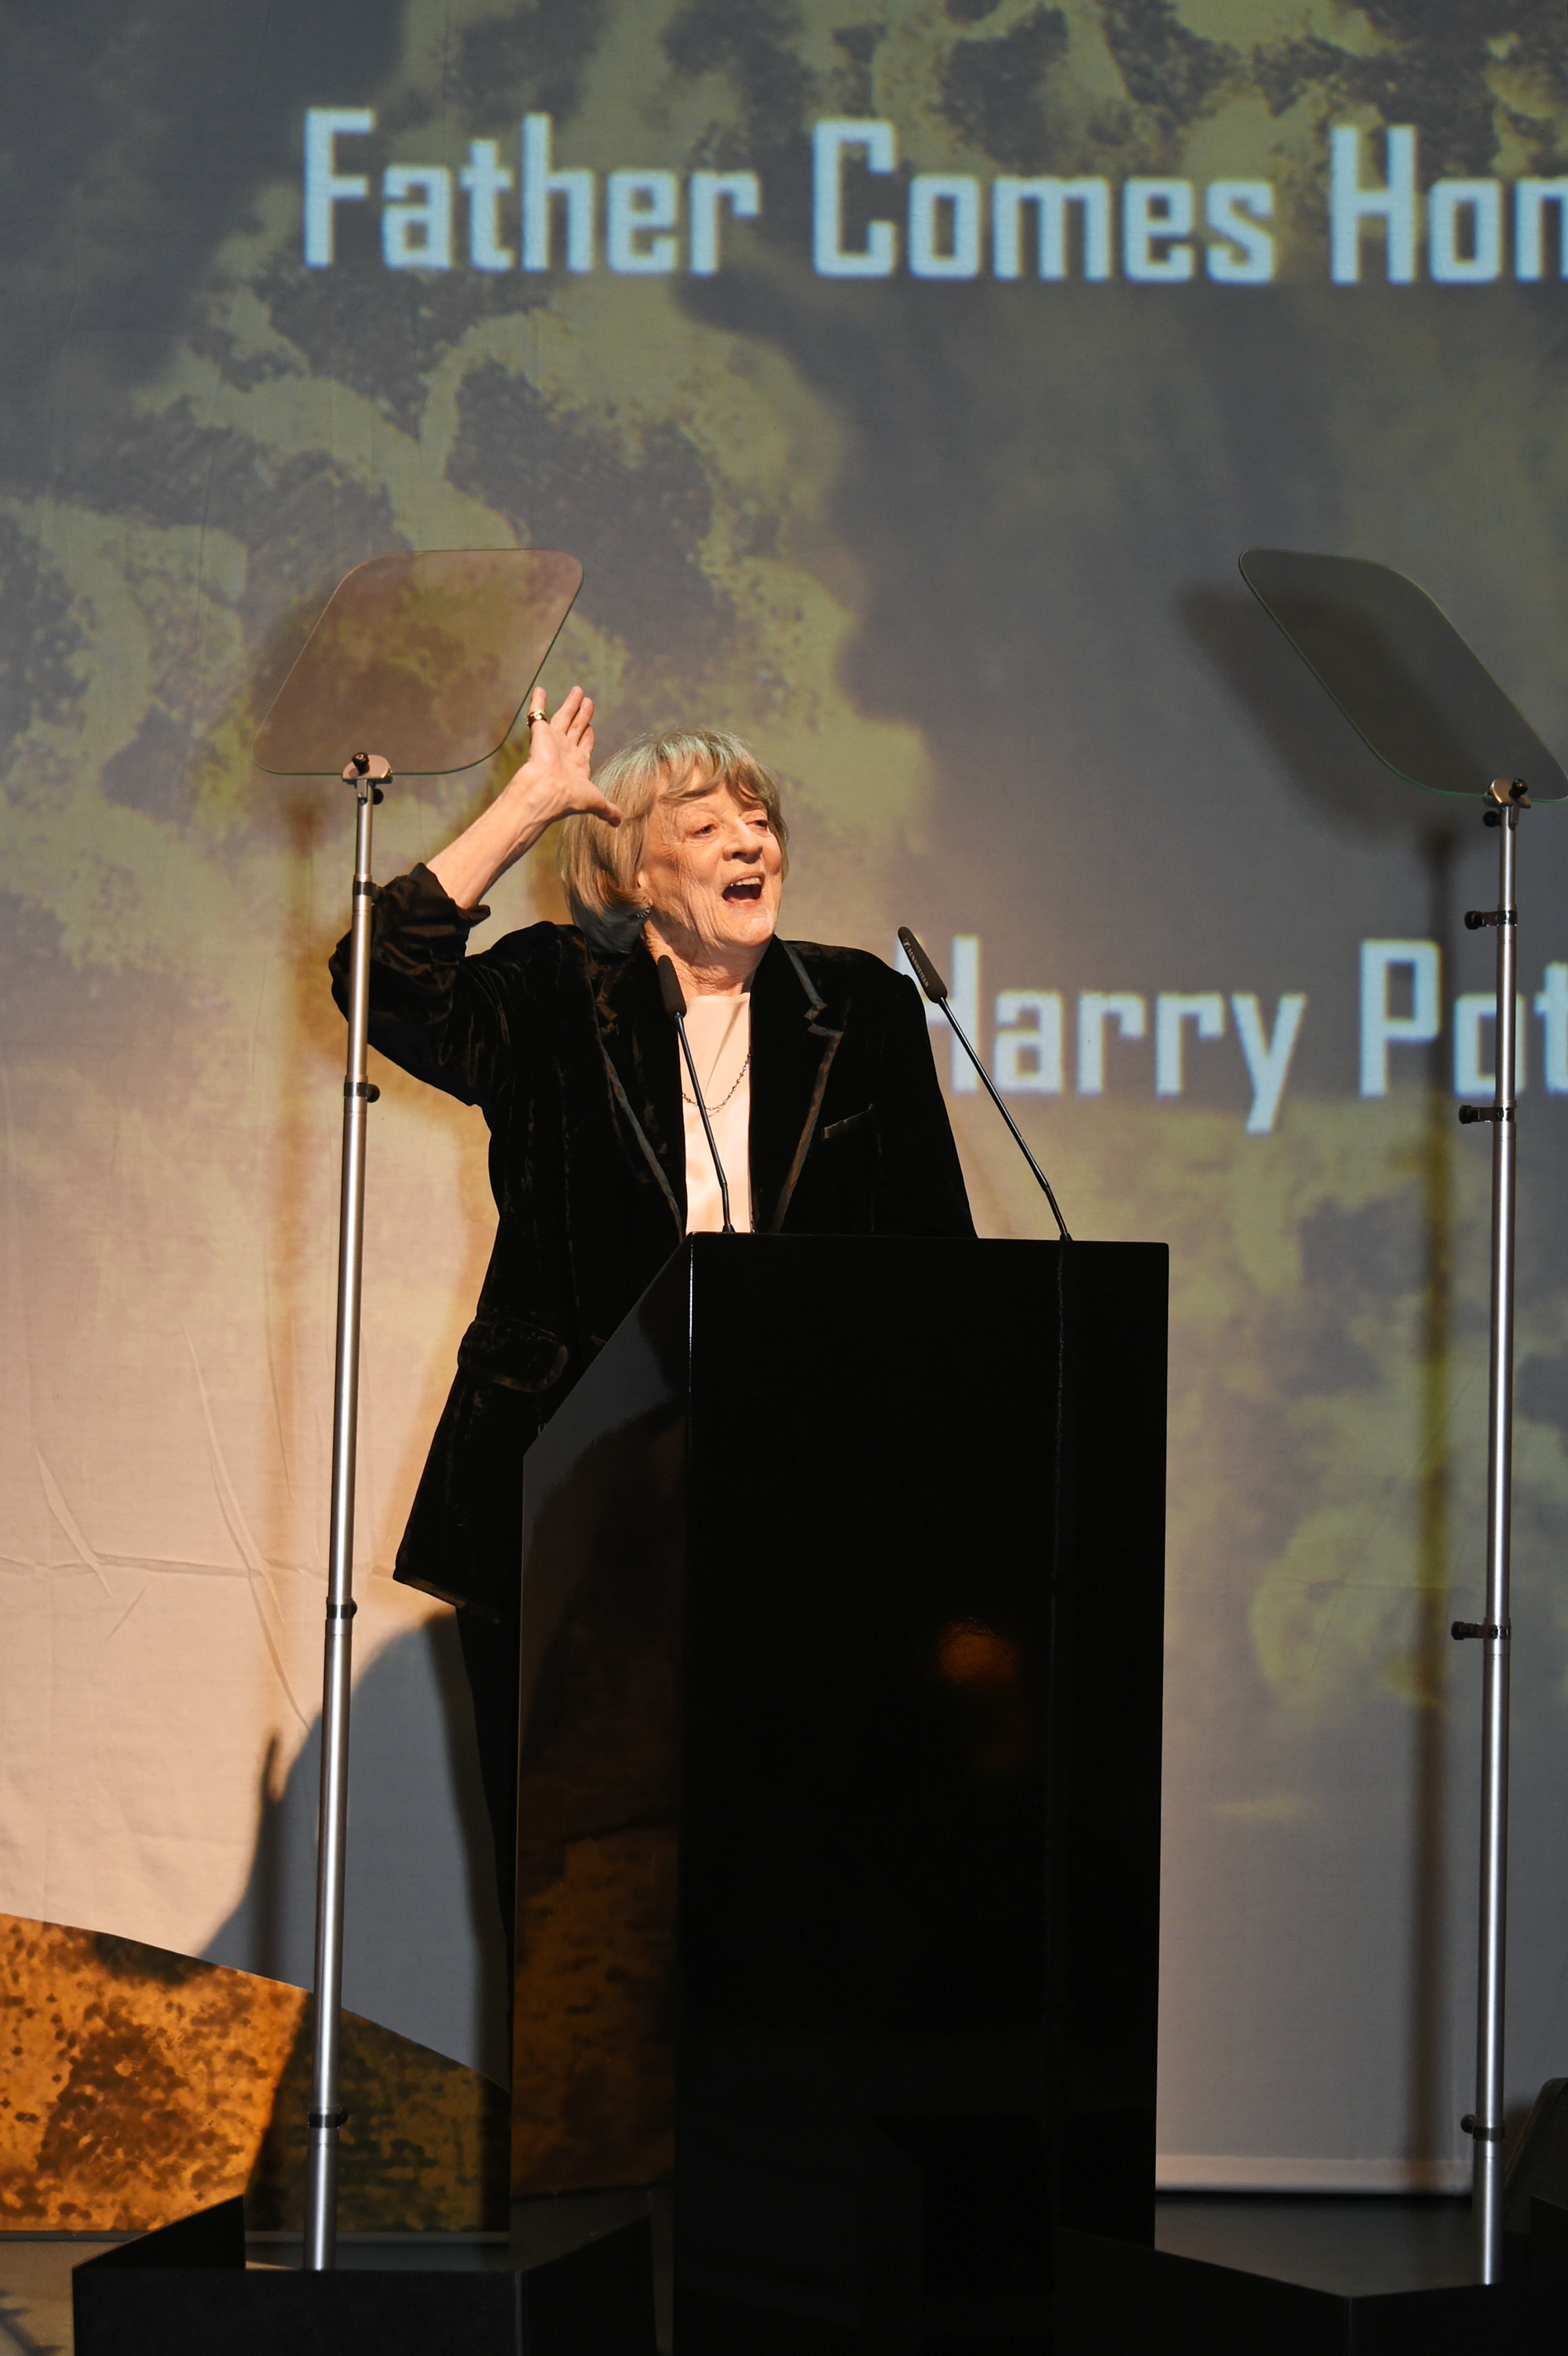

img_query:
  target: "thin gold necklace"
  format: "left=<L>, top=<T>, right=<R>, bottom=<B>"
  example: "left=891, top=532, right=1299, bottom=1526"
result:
left=683, top=1048, right=751, bottom=1112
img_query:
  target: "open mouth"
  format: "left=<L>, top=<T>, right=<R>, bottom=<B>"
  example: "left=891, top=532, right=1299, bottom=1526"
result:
left=723, top=878, right=764, bottom=903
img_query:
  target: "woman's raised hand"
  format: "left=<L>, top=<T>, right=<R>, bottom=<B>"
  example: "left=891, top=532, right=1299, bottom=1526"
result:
left=426, top=682, right=618, bottom=909
left=511, top=686, right=620, bottom=829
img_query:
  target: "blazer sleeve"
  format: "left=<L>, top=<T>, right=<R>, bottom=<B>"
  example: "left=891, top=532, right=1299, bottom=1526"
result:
left=872, top=969, right=977, bottom=1236
left=327, top=864, right=539, bottom=1108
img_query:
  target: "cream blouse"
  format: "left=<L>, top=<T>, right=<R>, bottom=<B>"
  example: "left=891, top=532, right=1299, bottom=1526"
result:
left=680, top=992, right=753, bottom=1233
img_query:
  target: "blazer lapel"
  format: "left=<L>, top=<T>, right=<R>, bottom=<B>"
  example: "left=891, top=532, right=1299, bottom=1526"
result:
left=591, top=942, right=685, bottom=1235
left=749, top=938, right=845, bottom=1233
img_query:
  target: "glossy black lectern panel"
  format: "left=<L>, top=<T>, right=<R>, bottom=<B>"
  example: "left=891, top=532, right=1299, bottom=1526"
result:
left=513, top=1236, right=1167, bottom=2348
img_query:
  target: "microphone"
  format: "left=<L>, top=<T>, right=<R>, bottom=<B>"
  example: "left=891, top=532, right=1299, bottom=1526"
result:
left=897, top=927, right=1072, bottom=1243
left=656, top=955, right=735, bottom=1235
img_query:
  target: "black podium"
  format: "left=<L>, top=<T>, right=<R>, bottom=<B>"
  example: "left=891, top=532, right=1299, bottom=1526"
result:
left=510, top=1235, right=1167, bottom=2349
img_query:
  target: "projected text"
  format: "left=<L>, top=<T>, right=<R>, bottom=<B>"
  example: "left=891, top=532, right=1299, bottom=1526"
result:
left=305, top=112, right=1568, bottom=287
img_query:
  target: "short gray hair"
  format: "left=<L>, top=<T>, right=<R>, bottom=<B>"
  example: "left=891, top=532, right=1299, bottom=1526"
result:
left=557, top=728, right=790, bottom=950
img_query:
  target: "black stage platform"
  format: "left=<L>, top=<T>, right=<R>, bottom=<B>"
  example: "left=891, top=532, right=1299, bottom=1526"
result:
left=35, top=2190, right=1568, bottom=2352
left=1059, top=2191, right=1568, bottom=2356
left=1157, top=2193, right=1473, bottom=2296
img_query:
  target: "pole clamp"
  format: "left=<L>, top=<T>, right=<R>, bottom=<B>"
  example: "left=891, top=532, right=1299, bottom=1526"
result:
left=327, top=1601, right=357, bottom=1621
left=345, top=1080, right=380, bottom=1102
left=1461, top=2114, right=1504, bottom=2142
left=342, top=752, right=392, bottom=802
left=1464, top=909, right=1515, bottom=928
left=308, top=2107, right=349, bottom=2131
left=353, top=879, right=382, bottom=902
left=1451, top=1620, right=1509, bottom=1641
left=1458, top=1105, right=1511, bottom=1125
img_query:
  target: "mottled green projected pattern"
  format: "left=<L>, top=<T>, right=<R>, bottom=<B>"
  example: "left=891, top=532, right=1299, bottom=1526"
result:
left=4, top=0, right=1568, bottom=2184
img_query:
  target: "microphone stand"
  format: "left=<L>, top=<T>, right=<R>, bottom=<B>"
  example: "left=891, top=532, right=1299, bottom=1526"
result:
left=656, top=954, right=735, bottom=1234
left=898, top=927, right=1072, bottom=1242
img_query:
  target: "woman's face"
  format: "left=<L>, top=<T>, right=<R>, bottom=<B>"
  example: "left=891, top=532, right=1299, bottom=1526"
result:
left=636, top=773, right=784, bottom=970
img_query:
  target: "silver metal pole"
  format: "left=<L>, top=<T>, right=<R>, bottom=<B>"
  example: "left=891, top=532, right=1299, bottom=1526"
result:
left=304, top=753, right=389, bottom=2272
left=1457, top=784, right=1522, bottom=2283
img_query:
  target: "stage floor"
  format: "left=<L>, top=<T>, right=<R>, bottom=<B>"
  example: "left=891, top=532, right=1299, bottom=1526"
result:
left=0, top=2196, right=1477, bottom=2353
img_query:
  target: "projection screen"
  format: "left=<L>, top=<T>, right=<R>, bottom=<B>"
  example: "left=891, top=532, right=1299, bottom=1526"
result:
left=3, top=0, right=1568, bottom=2186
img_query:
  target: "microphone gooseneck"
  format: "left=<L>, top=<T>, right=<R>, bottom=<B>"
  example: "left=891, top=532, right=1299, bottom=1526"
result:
left=897, top=925, right=1073, bottom=1244
left=656, top=953, right=736, bottom=1235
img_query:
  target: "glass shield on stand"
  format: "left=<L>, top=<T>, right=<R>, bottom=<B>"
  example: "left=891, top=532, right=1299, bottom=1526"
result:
left=254, top=546, right=585, bottom=778
left=1240, top=548, right=1561, bottom=2287
left=1237, top=549, right=1566, bottom=804
left=253, top=547, right=583, bottom=2270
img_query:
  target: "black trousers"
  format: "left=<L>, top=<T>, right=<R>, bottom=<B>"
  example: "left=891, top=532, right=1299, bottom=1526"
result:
left=456, top=1606, right=521, bottom=1970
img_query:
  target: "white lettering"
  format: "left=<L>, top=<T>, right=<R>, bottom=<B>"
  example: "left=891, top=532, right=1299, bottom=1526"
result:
left=1536, top=965, right=1568, bottom=1091
left=1155, top=992, right=1225, bottom=1095
left=1077, top=993, right=1146, bottom=1095
left=304, top=108, right=374, bottom=268
left=1331, top=125, right=1417, bottom=285
left=813, top=119, right=896, bottom=277
left=459, top=139, right=514, bottom=271
left=689, top=170, right=761, bottom=274
left=382, top=166, right=452, bottom=269
left=1517, top=178, right=1568, bottom=281
left=1232, top=993, right=1306, bottom=1136
left=1124, top=179, right=1193, bottom=282
left=995, top=991, right=1063, bottom=1093
left=1429, top=179, right=1501, bottom=284
left=608, top=170, right=679, bottom=273
left=1205, top=181, right=1274, bottom=284
left=909, top=174, right=981, bottom=279
left=992, top=176, right=1111, bottom=280
left=1360, top=940, right=1439, bottom=1095
left=522, top=114, right=594, bottom=273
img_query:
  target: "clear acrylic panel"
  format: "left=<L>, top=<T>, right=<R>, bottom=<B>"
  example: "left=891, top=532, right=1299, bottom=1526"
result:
left=253, top=548, right=584, bottom=777
left=1239, top=549, right=1566, bottom=803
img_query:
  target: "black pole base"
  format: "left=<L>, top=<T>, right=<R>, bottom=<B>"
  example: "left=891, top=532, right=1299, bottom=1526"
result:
left=1056, top=2225, right=1568, bottom=2355
left=73, top=2199, right=655, bottom=2356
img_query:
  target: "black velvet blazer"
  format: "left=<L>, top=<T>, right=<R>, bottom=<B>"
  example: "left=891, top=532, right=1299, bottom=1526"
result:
left=331, top=865, right=974, bottom=1615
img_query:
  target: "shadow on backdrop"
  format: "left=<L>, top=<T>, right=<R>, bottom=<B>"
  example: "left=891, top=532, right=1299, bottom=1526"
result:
left=1183, top=579, right=1469, bottom=2179
left=1179, top=585, right=1486, bottom=855
left=0, top=0, right=402, bottom=470
left=203, top=1610, right=510, bottom=2087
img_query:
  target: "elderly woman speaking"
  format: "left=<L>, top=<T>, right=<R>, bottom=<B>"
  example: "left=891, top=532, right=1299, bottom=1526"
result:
left=331, top=682, right=973, bottom=1912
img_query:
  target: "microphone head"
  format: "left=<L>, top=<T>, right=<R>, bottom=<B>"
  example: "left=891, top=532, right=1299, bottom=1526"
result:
left=897, top=926, right=948, bottom=1004
left=656, top=955, right=687, bottom=1020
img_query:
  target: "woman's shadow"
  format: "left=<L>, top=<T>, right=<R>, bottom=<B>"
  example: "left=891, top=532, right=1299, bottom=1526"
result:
left=201, top=1608, right=511, bottom=2087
